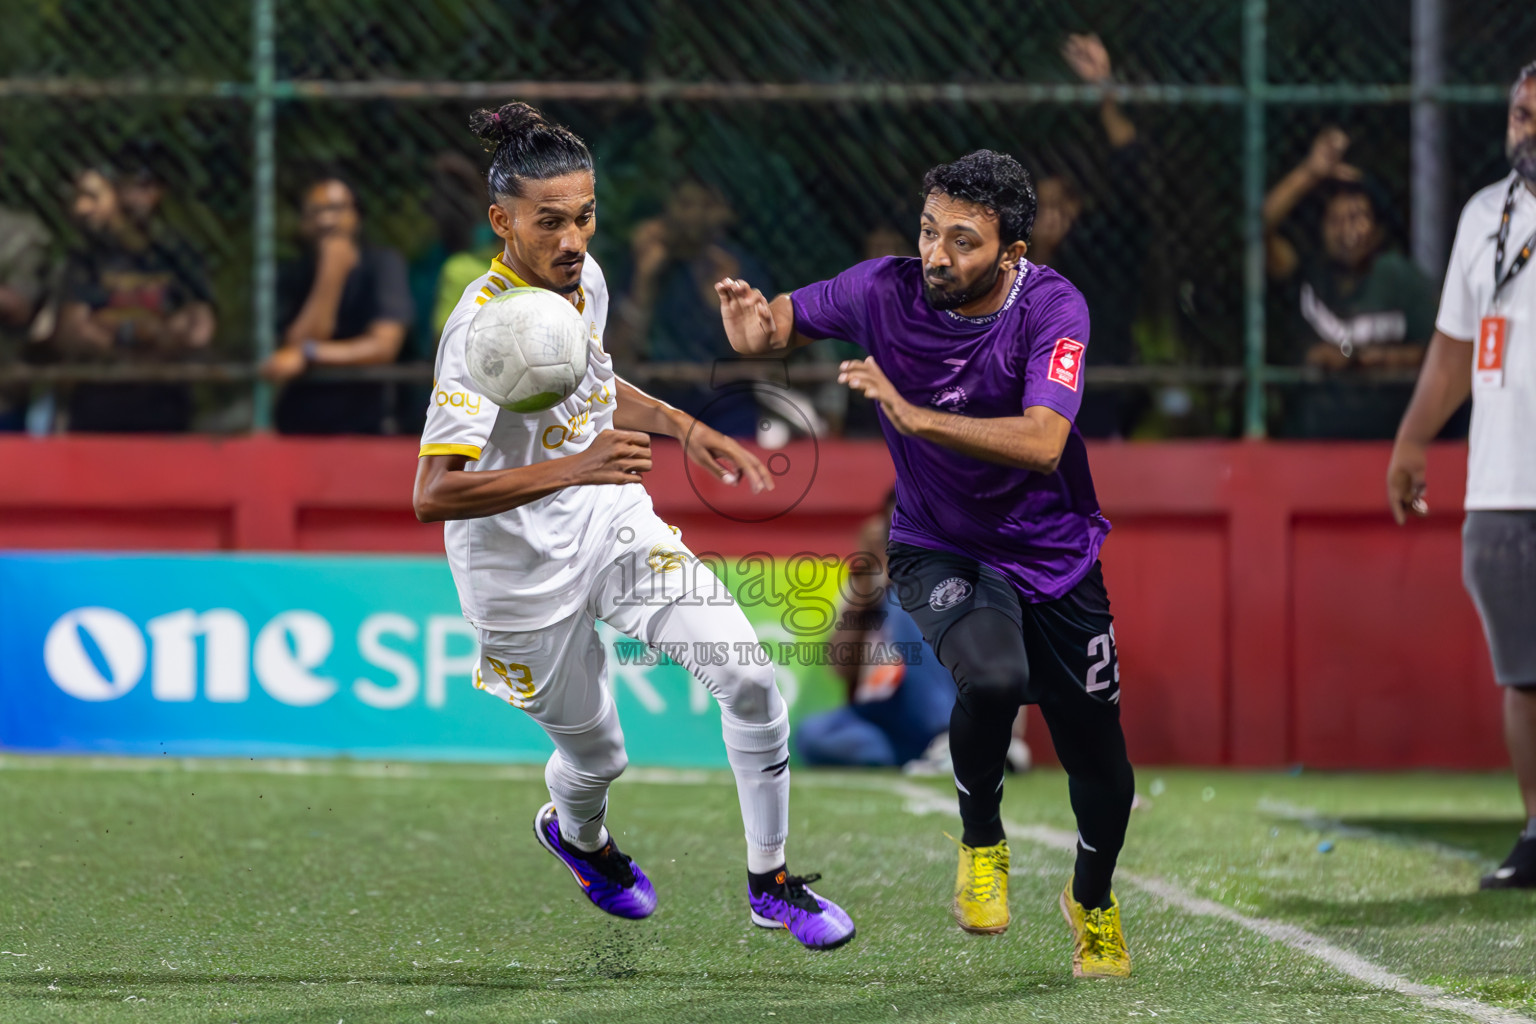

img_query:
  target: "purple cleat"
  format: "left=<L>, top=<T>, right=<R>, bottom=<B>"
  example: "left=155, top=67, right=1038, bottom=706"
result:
left=533, top=802, right=657, bottom=920
left=748, top=868, right=856, bottom=949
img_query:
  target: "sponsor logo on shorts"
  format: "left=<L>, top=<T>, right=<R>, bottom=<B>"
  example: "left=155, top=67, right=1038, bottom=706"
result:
left=929, top=576, right=973, bottom=611
left=1049, top=338, right=1084, bottom=392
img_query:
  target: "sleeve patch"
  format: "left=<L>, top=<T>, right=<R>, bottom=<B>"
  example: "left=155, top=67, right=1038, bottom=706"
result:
left=1048, top=338, right=1084, bottom=392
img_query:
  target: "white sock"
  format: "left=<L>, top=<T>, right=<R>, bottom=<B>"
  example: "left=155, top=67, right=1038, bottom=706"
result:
left=1525, top=816, right=1536, bottom=839
left=545, top=751, right=616, bottom=851
left=566, top=824, right=610, bottom=854
left=748, top=843, right=786, bottom=875
left=720, top=709, right=791, bottom=872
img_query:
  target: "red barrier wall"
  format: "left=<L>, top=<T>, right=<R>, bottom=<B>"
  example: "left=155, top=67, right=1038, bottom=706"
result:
left=0, top=436, right=1497, bottom=769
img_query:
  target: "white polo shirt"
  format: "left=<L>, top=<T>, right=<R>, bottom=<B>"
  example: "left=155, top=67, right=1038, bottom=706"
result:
left=1437, top=171, right=1536, bottom=510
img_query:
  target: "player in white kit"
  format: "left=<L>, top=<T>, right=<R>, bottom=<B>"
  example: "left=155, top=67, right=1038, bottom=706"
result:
left=412, top=103, right=854, bottom=948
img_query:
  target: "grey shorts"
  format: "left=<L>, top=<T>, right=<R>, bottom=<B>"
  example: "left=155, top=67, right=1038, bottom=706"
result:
left=1463, top=510, right=1536, bottom=687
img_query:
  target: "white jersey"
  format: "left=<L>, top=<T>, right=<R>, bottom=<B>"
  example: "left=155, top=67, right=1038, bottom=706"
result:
left=1437, top=172, right=1536, bottom=510
left=419, top=253, right=654, bottom=629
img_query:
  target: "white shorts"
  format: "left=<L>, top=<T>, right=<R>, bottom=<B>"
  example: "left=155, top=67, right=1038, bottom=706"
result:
left=472, top=512, right=745, bottom=732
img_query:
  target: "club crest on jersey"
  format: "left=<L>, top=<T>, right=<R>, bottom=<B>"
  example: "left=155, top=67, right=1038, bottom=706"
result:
left=1049, top=338, right=1084, bottom=392
left=929, top=576, right=973, bottom=611
left=930, top=385, right=968, bottom=413
left=647, top=544, right=687, bottom=574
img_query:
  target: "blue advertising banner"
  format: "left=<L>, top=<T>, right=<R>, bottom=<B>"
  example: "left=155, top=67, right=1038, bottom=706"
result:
left=0, top=554, right=841, bottom=765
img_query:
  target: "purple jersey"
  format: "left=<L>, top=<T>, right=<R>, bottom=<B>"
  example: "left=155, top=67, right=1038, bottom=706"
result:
left=791, top=256, right=1110, bottom=602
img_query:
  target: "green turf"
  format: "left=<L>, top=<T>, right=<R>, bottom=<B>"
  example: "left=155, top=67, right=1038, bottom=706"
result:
left=1, top=757, right=1532, bottom=1023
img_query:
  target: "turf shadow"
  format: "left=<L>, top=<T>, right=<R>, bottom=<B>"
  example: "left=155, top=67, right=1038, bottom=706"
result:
left=1261, top=889, right=1536, bottom=928
left=1334, top=816, right=1525, bottom=861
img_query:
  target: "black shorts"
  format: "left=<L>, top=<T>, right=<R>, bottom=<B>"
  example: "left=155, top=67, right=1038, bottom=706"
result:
left=886, top=540, right=1120, bottom=707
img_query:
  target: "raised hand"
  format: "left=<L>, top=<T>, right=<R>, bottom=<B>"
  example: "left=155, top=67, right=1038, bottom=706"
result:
left=714, top=277, right=778, bottom=353
left=1062, top=33, right=1113, bottom=84
left=1305, top=128, right=1362, bottom=182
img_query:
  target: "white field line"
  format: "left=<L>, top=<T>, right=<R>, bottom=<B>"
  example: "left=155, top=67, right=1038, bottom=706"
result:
left=1257, top=798, right=1498, bottom=868
left=889, top=779, right=1535, bottom=1024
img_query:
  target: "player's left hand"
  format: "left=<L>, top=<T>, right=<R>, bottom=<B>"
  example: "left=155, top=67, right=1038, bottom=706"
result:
left=839, top=357, right=922, bottom=434
left=682, top=420, right=774, bottom=494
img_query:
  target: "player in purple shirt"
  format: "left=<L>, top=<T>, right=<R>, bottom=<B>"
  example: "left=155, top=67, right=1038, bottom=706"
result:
left=716, top=150, right=1134, bottom=978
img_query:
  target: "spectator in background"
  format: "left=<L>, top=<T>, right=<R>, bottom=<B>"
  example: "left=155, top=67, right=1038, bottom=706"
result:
left=1028, top=33, right=1150, bottom=438
left=611, top=179, right=766, bottom=436
left=400, top=152, right=498, bottom=435
left=1265, top=128, right=1438, bottom=438
left=0, top=141, right=52, bottom=431
left=264, top=175, right=412, bottom=434
left=116, top=139, right=168, bottom=230
left=53, top=165, right=215, bottom=432
left=797, top=491, right=958, bottom=771
left=426, top=152, right=502, bottom=340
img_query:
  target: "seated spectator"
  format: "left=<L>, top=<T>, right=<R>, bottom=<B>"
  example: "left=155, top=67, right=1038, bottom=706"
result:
left=53, top=165, right=215, bottom=432
left=264, top=175, right=412, bottom=434
left=0, top=145, right=52, bottom=431
left=611, top=179, right=766, bottom=436
left=1029, top=33, right=1151, bottom=439
left=796, top=492, right=957, bottom=770
left=1265, top=128, right=1437, bottom=439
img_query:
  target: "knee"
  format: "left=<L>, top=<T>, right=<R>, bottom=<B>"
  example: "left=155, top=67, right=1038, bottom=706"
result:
left=715, top=662, right=783, bottom=724
left=951, top=660, right=1026, bottom=710
left=586, top=741, right=628, bottom=784
left=939, top=610, right=1027, bottom=710
left=558, top=731, right=628, bottom=785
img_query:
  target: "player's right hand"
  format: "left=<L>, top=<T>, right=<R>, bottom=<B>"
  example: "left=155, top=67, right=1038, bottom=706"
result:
left=1386, top=440, right=1430, bottom=525
left=573, top=429, right=652, bottom=486
left=715, top=277, right=777, bottom=352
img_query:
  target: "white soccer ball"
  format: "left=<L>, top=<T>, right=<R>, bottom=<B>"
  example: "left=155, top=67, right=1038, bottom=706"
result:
left=465, top=286, right=590, bottom=413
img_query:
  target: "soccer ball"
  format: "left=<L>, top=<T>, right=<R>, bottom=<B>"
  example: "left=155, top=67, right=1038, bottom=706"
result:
left=466, top=286, right=590, bottom=413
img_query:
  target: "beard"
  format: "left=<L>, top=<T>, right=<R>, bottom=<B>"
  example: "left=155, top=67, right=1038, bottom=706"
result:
left=922, top=253, right=1005, bottom=311
left=1509, top=135, right=1536, bottom=183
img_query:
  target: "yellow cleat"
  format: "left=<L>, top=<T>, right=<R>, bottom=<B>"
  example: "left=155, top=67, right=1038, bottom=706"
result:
left=1059, top=877, right=1131, bottom=978
left=948, top=835, right=1010, bottom=934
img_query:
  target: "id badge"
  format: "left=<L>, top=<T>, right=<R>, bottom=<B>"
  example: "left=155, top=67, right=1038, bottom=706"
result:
left=1476, top=315, right=1508, bottom=389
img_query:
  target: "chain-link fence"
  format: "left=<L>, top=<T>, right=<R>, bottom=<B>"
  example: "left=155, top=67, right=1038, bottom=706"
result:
left=0, top=0, right=1528, bottom=438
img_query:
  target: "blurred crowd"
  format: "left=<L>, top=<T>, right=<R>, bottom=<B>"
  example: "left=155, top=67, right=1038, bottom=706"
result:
left=0, top=34, right=1463, bottom=441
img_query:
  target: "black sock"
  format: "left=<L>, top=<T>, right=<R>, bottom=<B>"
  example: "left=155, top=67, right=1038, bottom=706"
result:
left=748, top=865, right=787, bottom=894
left=1045, top=699, right=1135, bottom=913
left=1073, top=847, right=1115, bottom=911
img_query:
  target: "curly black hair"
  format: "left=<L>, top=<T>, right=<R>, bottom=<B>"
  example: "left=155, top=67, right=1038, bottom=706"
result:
left=468, top=101, right=593, bottom=202
left=920, top=150, right=1037, bottom=246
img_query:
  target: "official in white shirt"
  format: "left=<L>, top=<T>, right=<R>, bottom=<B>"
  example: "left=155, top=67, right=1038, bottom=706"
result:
left=1388, top=60, right=1536, bottom=890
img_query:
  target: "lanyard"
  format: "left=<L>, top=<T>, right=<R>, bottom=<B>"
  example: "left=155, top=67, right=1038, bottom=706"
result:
left=1494, top=177, right=1536, bottom=300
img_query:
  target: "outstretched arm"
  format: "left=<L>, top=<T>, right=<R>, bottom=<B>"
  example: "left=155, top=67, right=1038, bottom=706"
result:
left=714, top=278, right=816, bottom=355
left=613, top=376, right=773, bottom=493
left=839, top=357, right=1072, bottom=473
